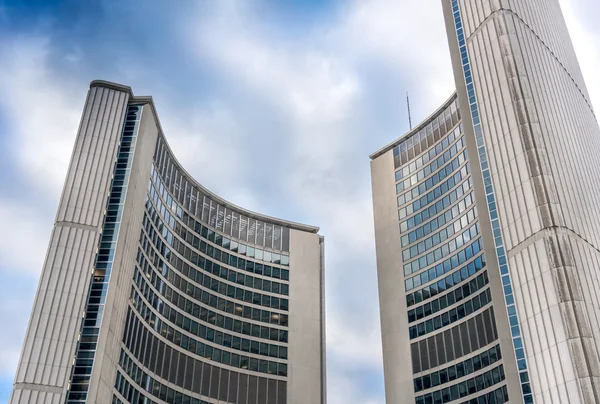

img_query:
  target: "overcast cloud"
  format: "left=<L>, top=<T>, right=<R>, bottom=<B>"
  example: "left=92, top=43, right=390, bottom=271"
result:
left=0, top=0, right=598, bottom=402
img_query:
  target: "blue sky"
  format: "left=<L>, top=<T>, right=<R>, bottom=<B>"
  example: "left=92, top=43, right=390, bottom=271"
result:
left=0, top=0, right=599, bottom=403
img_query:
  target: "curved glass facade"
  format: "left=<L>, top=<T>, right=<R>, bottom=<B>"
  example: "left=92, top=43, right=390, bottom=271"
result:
left=372, top=95, right=508, bottom=404
left=111, top=136, right=300, bottom=404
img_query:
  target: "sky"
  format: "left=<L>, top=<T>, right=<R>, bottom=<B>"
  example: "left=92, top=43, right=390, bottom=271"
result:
left=0, top=0, right=599, bottom=403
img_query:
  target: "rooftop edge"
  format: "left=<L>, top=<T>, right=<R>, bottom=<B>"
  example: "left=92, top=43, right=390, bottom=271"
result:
left=369, top=92, right=458, bottom=160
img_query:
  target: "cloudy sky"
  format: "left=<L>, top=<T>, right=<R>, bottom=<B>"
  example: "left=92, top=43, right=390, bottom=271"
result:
left=0, top=0, right=598, bottom=402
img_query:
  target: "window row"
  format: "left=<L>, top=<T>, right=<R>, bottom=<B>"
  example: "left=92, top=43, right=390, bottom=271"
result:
left=149, top=181, right=290, bottom=267
left=146, top=199, right=290, bottom=281
left=142, top=217, right=289, bottom=307
left=410, top=308, right=498, bottom=373
left=119, top=343, right=286, bottom=404
left=396, top=138, right=465, bottom=194
left=459, top=385, right=509, bottom=404
left=124, top=310, right=288, bottom=378
left=151, top=158, right=290, bottom=252
left=139, top=229, right=288, bottom=301
left=392, top=104, right=461, bottom=169
left=414, top=345, right=502, bottom=393
left=135, top=259, right=289, bottom=337
left=403, top=206, right=477, bottom=261
left=400, top=184, right=473, bottom=244
left=398, top=164, right=470, bottom=215
left=142, top=239, right=289, bottom=318
left=132, top=286, right=288, bottom=361
left=405, top=237, right=483, bottom=291
left=406, top=254, right=486, bottom=307
left=134, top=268, right=287, bottom=343
left=409, top=288, right=492, bottom=339
left=409, top=271, right=489, bottom=321
left=115, top=373, right=160, bottom=404
left=415, top=365, right=505, bottom=404
left=397, top=151, right=467, bottom=210
left=396, top=128, right=462, bottom=182
left=399, top=166, right=470, bottom=230
left=404, top=224, right=480, bottom=280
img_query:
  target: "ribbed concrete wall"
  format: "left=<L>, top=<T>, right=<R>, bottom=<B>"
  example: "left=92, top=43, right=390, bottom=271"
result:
left=9, top=86, right=130, bottom=403
left=444, top=0, right=600, bottom=402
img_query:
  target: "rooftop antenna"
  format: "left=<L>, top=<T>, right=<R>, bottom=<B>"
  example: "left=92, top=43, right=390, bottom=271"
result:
left=407, top=91, right=413, bottom=130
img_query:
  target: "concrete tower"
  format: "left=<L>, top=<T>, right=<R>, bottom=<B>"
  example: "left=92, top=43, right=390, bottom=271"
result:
left=371, top=1, right=600, bottom=403
left=10, top=81, right=327, bottom=404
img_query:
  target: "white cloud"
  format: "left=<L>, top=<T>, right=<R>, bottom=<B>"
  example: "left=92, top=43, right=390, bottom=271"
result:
left=0, top=200, right=51, bottom=275
left=327, top=312, right=383, bottom=369
left=0, top=283, right=37, bottom=379
left=327, top=372, right=382, bottom=404
left=0, top=38, right=85, bottom=199
left=161, top=101, right=259, bottom=206
left=333, top=0, right=454, bottom=104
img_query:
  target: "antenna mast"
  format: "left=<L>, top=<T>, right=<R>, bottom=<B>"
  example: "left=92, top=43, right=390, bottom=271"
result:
left=407, top=91, right=413, bottom=130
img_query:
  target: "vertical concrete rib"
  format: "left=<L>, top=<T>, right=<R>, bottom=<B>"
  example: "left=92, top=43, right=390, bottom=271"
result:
left=442, top=0, right=600, bottom=402
left=9, top=86, right=130, bottom=404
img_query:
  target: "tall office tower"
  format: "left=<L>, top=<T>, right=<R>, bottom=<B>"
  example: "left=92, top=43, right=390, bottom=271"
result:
left=10, top=81, right=326, bottom=404
left=371, top=1, right=600, bottom=403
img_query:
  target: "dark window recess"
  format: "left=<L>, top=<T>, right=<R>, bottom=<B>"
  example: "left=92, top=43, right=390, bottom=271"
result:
left=258, top=377, right=268, bottom=404
left=435, top=333, right=445, bottom=365
left=459, top=322, right=470, bottom=357
left=282, top=228, right=290, bottom=252
left=229, top=371, right=239, bottom=403
left=201, top=363, right=211, bottom=397
left=419, top=340, right=429, bottom=371
left=183, top=356, right=193, bottom=391
left=248, top=375, right=258, bottom=404
left=268, top=378, right=278, bottom=404
left=428, top=337, right=438, bottom=369
left=468, top=318, right=479, bottom=351
left=218, top=369, right=229, bottom=401
left=413, top=308, right=498, bottom=373
left=239, top=373, right=249, bottom=404
left=277, top=380, right=287, bottom=404
left=412, top=343, right=421, bottom=374
left=443, top=330, right=454, bottom=362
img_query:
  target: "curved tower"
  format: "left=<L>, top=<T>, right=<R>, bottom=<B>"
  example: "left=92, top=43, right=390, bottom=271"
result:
left=372, top=1, right=600, bottom=403
left=10, top=81, right=326, bottom=404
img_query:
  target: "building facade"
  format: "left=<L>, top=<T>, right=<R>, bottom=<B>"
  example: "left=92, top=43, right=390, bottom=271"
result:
left=371, top=1, right=600, bottom=403
left=10, top=81, right=326, bottom=404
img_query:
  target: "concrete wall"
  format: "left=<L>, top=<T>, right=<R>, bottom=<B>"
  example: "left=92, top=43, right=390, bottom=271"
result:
left=287, top=230, right=326, bottom=404
left=10, top=86, right=130, bottom=403
left=370, top=151, right=414, bottom=404
left=442, top=0, right=600, bottom=402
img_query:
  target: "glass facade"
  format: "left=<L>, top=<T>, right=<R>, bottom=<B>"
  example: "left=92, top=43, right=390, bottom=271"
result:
left=153, top=139, right=291, bottom=254
left=111, top=137, right=292, bottom=403
left=450, top=1, right=533, bottom=402
left=387, top=95, right=508, bottom=403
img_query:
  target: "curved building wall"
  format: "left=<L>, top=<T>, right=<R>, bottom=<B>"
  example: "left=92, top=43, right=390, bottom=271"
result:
left=9, top=81, right=326, bottom=404
left=442, top=0, right=600, bottom=402
left=371, top=95, right=517, bottom=404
